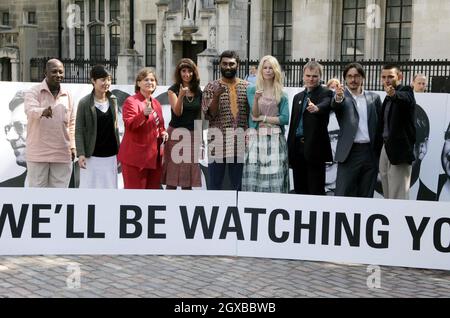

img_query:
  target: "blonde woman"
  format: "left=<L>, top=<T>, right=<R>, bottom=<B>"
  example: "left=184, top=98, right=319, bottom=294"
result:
left=242, top=55, right=290, bottom=193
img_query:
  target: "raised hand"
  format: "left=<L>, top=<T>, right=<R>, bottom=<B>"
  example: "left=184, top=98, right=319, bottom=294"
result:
left=41, top=106, right=53, bottom=118
left=335, top=84, right=345, bottom=99
left=306, top=98, right=319, bottom=113
left=213, top=84, right=226, bottom=99
left=255, top=89, right=264, bottom=101
left=179, top=84, right=189, bottom=98
left=384, top=84, right=395, bottom=97
left=143, top=98, right=153, bottom=116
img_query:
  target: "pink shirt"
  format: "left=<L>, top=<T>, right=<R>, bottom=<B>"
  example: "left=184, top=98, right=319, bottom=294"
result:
left=25, top=80, right=75, bottom=163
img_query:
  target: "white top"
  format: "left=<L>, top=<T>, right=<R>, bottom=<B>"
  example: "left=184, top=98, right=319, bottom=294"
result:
left=350, top=90, right=370, bottom=144
left=94, top=100, right=109, bottom=113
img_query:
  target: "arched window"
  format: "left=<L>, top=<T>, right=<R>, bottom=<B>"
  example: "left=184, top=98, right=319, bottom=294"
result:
left=75, top=0, right=85, bottom=59
left=73, top=0, right=121, bottom=61
left=90, top=24, right=105, bottom=61
left=110, top=24, right=120, bottom=62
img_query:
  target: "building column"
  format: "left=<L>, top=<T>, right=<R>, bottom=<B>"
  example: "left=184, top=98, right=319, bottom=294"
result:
left=156, top=1, right=169, bottom=85
left=18, top=24, right=37, bottom=82
left=215, top=0, right=230, bottom=54
left=197, top=49, right=218, bottom=87
left=10, top=58, right=20, bottom=82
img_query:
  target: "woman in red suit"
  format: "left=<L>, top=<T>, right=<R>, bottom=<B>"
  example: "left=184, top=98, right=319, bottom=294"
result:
left=118, top=68, right=168, bottom=189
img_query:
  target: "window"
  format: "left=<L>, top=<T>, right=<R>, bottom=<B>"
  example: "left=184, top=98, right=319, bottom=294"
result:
left=75, top=0, right=85, bottom=59
left=145, top=23, right=156, bottom=67
left=89, top=0, right=96, bottom=21
left=73, top=0, right=121, bottom=61
left=90, top=25, right=105, bottom=61
left=99, top=0, right=105, bottom=22
left=341, top=0, right=366, bottom=62
left=272, top=0, right=292, bottom=62
left=110, top=0, right=120, bottom=20
left=2, top=12, right=9, bottom=26
left=202, top=0, right=215, bottom=8
left=384, top=0, right=412, bottom=61
left=110, top=25, right=120, bottom=62
left=28, top=11, right=36, bottom=24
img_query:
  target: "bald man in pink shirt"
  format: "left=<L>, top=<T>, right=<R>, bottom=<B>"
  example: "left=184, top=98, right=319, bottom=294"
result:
left=24, top=58, right=76, bottom=188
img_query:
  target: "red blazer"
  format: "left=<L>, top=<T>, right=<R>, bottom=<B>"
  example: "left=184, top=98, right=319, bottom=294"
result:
left=118, top=91, right=166, bottom=169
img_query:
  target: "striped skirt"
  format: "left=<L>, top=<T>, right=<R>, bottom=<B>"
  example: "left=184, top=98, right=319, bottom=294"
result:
left=242, top=130, right=289, bottom=193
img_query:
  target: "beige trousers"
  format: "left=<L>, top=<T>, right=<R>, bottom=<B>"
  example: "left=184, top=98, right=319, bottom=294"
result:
left=379, top=145, right=412, bottom=200
left=27, top=162, right=73, bottom=188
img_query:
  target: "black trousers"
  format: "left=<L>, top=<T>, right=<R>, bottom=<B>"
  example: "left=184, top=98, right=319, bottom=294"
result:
left=291, top=137, right=325, bottom=195
left=335, top=143, right=377, bottom=198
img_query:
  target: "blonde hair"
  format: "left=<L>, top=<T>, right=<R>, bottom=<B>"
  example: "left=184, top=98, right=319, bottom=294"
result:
left=256, top=55, right=284, bottom=104
left=327, top=78, right=340, bottom=88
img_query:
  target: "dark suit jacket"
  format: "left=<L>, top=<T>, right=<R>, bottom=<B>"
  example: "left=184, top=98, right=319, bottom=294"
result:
left=437, top=174, right=449, bottom=200
left=331, top=89, right=382, bottom=163
left=287, top=85, right=333, bottom=165
left=417, top=179, right=436, bottom=201
left=0, top=171, right=27, bottom=187
left=377, top=85, right=416, bottom=165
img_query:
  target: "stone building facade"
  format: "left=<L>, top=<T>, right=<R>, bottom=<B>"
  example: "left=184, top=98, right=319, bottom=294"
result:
left=0, top=0, right=449, bottom=85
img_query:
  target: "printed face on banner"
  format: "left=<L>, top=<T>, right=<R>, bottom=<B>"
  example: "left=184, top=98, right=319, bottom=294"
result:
left=5, top=91, right=27, bottom=167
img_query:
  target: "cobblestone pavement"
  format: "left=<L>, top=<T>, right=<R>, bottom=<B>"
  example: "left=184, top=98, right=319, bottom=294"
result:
left=0, top=255, right=449, bottom=298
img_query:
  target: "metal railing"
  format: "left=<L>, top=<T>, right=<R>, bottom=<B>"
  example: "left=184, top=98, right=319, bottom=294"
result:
left=30, top=58, right=117, bottom=84
left=213, top=58, right=450, bottom=91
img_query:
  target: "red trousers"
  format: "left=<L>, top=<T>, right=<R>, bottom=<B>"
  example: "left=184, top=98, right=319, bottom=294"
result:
left=122, top=163, right=162, bottom=189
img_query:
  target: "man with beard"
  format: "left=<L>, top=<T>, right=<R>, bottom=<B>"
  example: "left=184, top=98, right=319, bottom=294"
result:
left=332, top=62, right=382, bottom=198
left=0, top=90, right=28, bottom=187
left=378, top=64, right=416, bottom=200
left=438, top=122, right=450, bottom=201
left=24, top=58, right=76, bottom=188
left=202, top=50, right=249, bottom=190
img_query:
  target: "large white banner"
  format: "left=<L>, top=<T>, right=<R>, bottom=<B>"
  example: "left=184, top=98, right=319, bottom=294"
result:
left=237, top=191, right=450, bottom=270
left=1, top=188, right=449, bottom=270
left=0, top=188, right=237, bottom=255
left=1, top=82, right=450, bottom=200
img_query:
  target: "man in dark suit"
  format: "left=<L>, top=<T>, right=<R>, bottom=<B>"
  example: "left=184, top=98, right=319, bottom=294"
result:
left=331, top=63, right=382, bottom=197
left=378, top=64, right=416, bottom=200
left=287, top=61, right=333, bottom=195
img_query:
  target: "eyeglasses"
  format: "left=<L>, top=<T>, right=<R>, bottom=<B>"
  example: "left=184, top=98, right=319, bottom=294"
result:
left=345, top=74, right=362, bottom=80
left=4, top=122, right=26, bottom=136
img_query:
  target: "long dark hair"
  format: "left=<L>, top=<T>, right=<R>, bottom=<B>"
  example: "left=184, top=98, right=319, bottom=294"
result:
left=174, top=58, right=200, bottom=95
